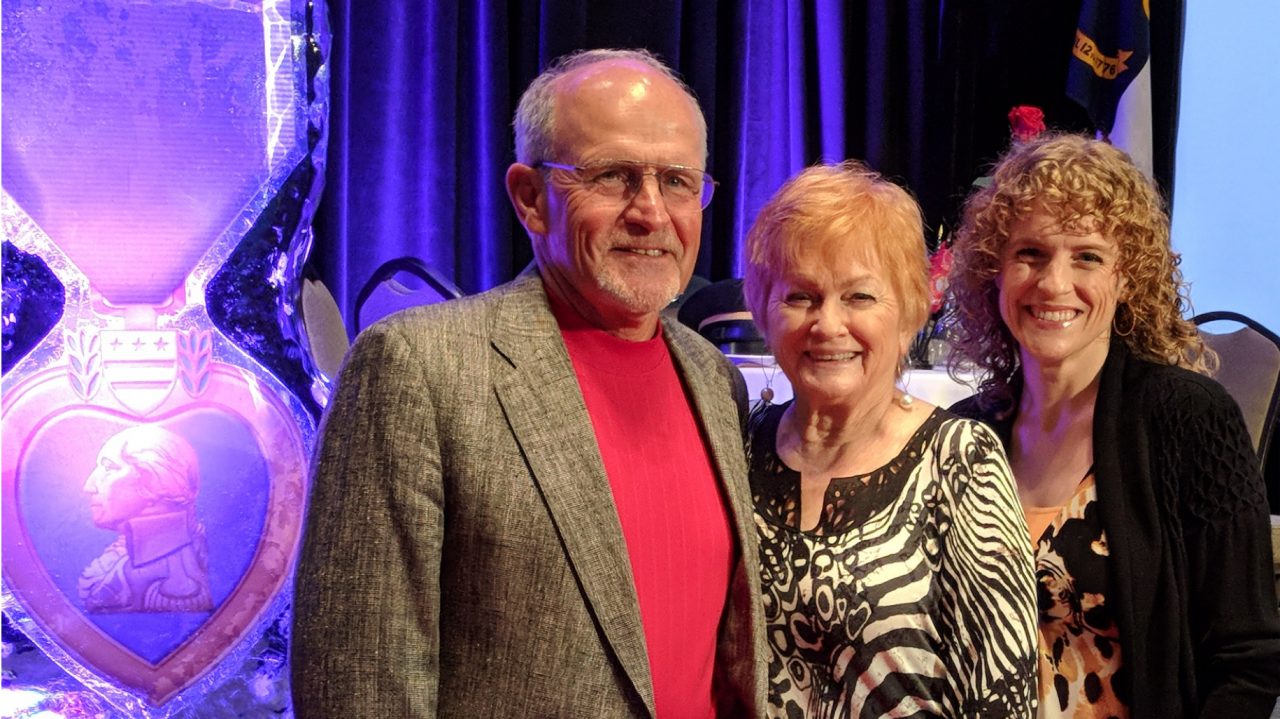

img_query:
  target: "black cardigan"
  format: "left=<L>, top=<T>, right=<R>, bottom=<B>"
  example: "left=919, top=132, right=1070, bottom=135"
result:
left=951, top=340, right=1280, bottom=718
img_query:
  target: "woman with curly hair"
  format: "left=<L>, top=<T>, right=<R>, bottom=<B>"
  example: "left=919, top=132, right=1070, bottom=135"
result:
left=947, top=133, right=1280, bottom=717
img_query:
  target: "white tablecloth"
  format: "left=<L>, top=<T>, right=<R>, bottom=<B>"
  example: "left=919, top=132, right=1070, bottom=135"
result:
left=730, top=355, right=977, bottom=409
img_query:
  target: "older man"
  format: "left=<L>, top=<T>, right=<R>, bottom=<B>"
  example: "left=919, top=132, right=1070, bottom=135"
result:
left=292, top=49, right=765, bottom=717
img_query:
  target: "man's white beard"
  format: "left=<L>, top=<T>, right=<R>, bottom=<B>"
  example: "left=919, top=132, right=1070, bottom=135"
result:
left=595, top=266, right=681, bottom=316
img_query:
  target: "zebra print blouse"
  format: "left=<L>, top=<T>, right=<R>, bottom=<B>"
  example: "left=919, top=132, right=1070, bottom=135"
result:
left=748, top=403, right=1038, bottom=718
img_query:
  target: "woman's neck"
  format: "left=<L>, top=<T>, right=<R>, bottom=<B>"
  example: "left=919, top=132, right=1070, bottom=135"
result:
left=1017, top=337, right=1110, bottom=410
left=1017, top=348, right=1106, bottom=428
left=1011, top=353, right=1105, bottom=506
left=780, top=390, right=912, bottom=476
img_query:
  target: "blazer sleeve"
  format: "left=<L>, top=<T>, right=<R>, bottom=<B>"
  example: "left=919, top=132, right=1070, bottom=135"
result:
left=943, top=419, right=1039, bottom=718
left=292, top=321, right=444, bottom=718
left=1164, top=380, right=1280, bottom=717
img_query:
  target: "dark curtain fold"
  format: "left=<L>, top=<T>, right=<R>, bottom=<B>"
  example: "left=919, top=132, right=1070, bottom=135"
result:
left=313, top=0, right=1182, bottom=331
left=1149, top=0, right=1185, bottom=203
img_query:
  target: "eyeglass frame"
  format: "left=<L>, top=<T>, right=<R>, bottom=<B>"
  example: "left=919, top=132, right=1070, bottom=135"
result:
left=533, top=159, right=719, bottom=210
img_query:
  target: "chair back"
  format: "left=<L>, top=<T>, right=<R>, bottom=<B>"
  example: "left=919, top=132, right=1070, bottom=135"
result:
left=677, top=278, right=768, bottom=356
left=355, top=256, right=464, bottom=333
left=1194, top=311, right=1280, bottom=512
left=661, top=274, right=711, bottom=321
left=300, top=277, right=351, bottom=385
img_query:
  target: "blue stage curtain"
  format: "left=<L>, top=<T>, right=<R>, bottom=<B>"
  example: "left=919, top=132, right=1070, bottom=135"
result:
left=311, top=0, right=1182, bottom=330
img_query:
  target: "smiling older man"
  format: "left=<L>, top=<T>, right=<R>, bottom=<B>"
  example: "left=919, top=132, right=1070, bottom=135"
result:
left=291, top=49, right=766, bottom=718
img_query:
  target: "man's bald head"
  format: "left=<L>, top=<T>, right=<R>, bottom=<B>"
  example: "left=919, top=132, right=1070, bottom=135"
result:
left=512, top=48, right=707, bottom=166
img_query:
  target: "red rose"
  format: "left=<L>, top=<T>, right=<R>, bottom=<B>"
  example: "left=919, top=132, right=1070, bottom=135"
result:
left=928, top=244, right=954, bottom=314
left=1008, top=105, right=1046, bottom=143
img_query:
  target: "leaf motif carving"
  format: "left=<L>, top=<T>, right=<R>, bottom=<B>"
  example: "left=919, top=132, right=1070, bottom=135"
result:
left=178, top=330, right=213, bottom=398
left=65, top=329, right=102, bottom=401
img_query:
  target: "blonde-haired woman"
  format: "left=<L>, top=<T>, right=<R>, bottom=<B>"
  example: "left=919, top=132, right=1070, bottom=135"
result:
left=948, top=133, right=1280, bottom=717
left=743, top=162, right=1037, bottom=718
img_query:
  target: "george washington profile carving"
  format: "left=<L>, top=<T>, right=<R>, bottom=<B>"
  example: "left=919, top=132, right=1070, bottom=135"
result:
left=78, top=425, right=213, bottom=614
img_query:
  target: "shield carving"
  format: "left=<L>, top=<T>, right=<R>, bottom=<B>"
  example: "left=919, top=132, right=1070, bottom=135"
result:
left=93, top=330, right=181, bottom=416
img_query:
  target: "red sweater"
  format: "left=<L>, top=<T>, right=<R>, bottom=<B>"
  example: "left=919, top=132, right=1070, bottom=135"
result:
left=554, top=299, right=734, bottom=718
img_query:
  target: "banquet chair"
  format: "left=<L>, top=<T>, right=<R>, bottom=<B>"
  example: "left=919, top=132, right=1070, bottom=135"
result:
left=355, top=256, right=465, bottom=333
left=662, top=274, right=710, bottom=321
left=300, top=275, right=351, bottom=386
left=1193, top=311, right=1280, bottom=513
left=676, top=278, right=768, bottom=356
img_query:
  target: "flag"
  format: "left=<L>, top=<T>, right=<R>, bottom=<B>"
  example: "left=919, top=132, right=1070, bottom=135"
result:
left=1066, top=0, right=1153, bottom=177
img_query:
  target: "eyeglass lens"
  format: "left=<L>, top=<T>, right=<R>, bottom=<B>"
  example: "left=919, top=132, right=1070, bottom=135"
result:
left=550, top=161, right=715, bottom=209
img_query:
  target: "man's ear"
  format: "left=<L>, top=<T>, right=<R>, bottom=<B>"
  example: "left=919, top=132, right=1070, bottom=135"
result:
left=506, top=163, right=549, bottom=237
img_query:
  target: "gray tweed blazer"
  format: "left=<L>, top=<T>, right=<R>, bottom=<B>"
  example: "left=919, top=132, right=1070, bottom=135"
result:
left=291, top=269, right=767, bottom=718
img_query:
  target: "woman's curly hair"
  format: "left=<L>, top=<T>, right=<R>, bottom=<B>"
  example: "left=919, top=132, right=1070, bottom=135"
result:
left=947, top=133, right=1213, bottom=409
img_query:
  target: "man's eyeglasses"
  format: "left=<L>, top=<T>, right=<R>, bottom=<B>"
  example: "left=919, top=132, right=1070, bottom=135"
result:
left=535, top=160, right=718, bottom=210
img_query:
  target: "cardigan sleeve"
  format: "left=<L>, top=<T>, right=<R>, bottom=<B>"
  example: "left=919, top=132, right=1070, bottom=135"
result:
left=1155, top=376, right=1280, bottom=717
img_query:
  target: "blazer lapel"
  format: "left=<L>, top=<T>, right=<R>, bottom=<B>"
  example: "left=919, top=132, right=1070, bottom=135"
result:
left=489, top=272, right=655, bottom=716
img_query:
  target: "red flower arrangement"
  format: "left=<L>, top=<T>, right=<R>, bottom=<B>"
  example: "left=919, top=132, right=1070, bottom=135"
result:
left=927, top=242, right=954, bottom=315
left=909, top=232, right=955, bottom=368
left=1008, top=105, right=1046, bottom=143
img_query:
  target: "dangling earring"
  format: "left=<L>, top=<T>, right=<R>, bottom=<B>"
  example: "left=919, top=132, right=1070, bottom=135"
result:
left=896, top=356, right=914, bottom=409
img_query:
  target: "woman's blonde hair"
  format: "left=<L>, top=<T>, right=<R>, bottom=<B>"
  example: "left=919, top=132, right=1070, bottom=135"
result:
left=948, top=133, right=1213, bottom=407
left=742, top=161, right=929, bottom=351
